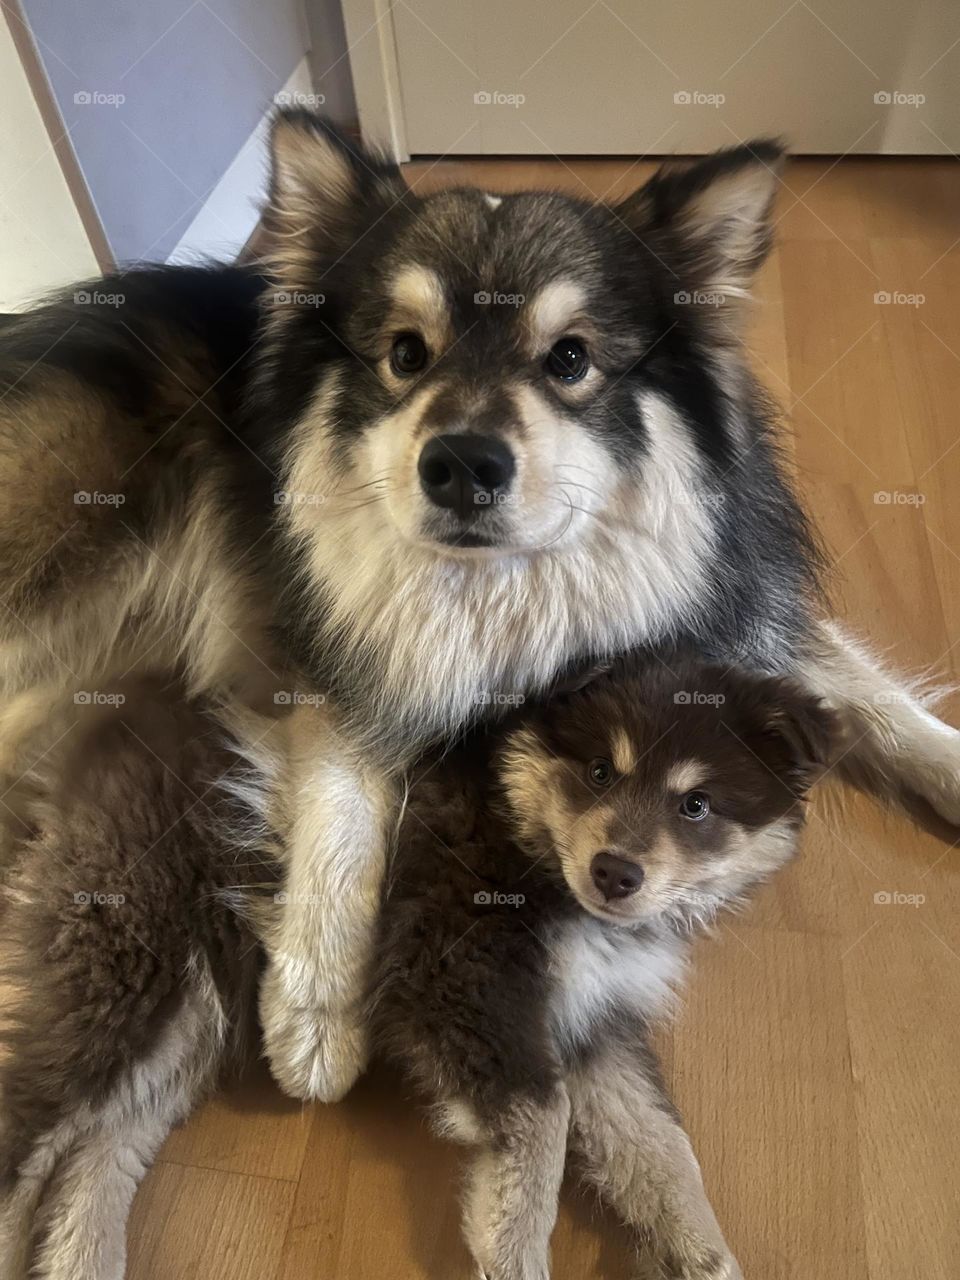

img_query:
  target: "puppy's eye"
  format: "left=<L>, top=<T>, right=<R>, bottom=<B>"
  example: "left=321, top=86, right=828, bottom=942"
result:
left=546, top=337, right=589, bottom=382
left=588, top=758, right=614, bottom=786
left=390, top=333, right=429, bottom=375
left=679, top=791, right=710, bottom=821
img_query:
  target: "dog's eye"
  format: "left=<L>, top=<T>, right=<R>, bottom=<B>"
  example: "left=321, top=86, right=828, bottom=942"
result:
left=679, top=791, right=710, bottom=821
left=546, top=337, right=589, bottom=382
left=588, top=758, right=614, bottom=786
left=390, top=333, right=429, bottom=375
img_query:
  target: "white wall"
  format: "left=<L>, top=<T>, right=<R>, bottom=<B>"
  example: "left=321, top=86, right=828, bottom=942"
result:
left=0, top=11, right=98, bottom=311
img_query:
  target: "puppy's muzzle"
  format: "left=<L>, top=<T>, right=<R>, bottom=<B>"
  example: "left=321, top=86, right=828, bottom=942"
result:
left=418, top=433, right=516, bottom=520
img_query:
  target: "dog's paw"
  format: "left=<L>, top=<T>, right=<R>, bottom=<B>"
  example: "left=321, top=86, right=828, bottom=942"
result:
left=260, top=964, right=367, bottom=1102
left=636, top=1242, right=743, bottom=1280
left=915, top=754, right=960, bottom=826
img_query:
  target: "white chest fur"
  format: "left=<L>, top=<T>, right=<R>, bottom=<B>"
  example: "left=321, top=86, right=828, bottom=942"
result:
left=547, top=918, right=687, bottom=1055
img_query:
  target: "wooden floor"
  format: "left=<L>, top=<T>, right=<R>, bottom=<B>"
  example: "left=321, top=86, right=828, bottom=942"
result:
left=123, top=156, right=960, bottom=1279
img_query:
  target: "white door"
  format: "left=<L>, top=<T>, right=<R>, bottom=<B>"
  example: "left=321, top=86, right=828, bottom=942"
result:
left=343, top=0, right=959, bottom=158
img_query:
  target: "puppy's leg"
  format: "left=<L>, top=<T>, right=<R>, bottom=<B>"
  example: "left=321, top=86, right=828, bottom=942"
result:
left=258, top=703, right=396, bottom=1102
left=0, top=1116, right=78, bottom=1280
left=460, top=1088, right=570, bottom=1280
left=1, top=986, right=223, bottom=1280
left=27, top=1110, right=172, bottom=1280
left=801, top=619, right=960, bottom=824
left=567, top=1030, right=740, bottom=1280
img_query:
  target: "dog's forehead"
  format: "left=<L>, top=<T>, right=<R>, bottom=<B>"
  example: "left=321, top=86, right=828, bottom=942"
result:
left=393, top=188, right=607, bottom=299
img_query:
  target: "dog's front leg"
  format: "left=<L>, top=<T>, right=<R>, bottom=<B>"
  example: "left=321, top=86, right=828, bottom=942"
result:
left=800, top=619, right=960, bottom=825
left=567, top=1029, right=741, bottom=1279
left=460, top=1087, right=570, bottom=1280
left=260, top=703, right=396, bottom=1102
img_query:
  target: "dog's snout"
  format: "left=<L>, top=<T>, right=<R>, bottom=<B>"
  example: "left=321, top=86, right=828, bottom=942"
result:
left=418, top=433, right=516, bottom=518
left=591, top=851, right=644, bottom=901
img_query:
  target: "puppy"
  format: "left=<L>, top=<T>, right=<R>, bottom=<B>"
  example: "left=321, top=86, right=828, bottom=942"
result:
left=373, top=654, right=838, bottom=1279
left=0, top=656, right=834, bottom=1279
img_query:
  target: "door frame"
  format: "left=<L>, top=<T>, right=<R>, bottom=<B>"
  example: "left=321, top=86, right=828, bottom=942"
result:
left=341, top=0, right=408, bottom=161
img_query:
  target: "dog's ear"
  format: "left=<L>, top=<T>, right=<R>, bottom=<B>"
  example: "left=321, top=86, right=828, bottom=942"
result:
left=618, top=140, right=784, bottom=328
left=550, top=660, right=614, bottom=697
left=747, top=682, right=842, bottom=795
left=263, top=111, right=408, bottom=289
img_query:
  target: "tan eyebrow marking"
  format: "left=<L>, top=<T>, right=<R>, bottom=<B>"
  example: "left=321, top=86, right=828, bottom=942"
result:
left=524, top=279, right=588, bottom=353
left=666, top=761, right=707, bottom=793
left=386, top=265, right=451, bottom=355
left=610, top=728, right=637, bottom=775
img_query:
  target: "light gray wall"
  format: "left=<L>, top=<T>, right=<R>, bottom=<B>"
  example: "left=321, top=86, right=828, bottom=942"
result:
left=21, top=0, right=311, bottom=263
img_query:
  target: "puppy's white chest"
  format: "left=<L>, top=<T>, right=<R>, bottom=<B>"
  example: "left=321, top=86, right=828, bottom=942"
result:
left=548, top=919, right=686, bottom=1053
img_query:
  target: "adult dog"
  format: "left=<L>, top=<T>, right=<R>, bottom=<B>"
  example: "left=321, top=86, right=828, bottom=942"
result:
left=0, top=115, right=957, bottom=1114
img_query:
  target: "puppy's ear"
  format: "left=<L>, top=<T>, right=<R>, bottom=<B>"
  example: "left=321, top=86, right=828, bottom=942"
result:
left=263, top=112, right=408, bottom=289
left=618, top=139, right=784, bottom=328
left=549, top=659, right=614, bottom=698
left=752, top=683, right=842, bottom=795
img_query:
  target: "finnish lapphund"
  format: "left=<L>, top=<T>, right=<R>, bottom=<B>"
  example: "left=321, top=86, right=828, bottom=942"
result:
left=0, top=111, right=957, bottom=1276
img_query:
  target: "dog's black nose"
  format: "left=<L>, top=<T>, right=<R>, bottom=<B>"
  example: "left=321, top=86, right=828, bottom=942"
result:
left=418, top=433, right=516, bottom=518
left=591, top=852, right=644, bottom=901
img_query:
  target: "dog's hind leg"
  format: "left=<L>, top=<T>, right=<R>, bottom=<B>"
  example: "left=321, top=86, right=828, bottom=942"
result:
left=26, top=1110, right=172, bottom=1280
left=459, top=1087, right=570, bottom=1280
left=1, top=989, right=223, bottom=1280
left=800, top=619, right=960, bottom=825
left=567, top=1027, right=741, bottom=1280
left=0, top=1116, right=80, bottom=1280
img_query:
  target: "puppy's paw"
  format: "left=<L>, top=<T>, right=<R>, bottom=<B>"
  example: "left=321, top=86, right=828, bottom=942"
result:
left=260, top=964, right=367, bottom=1102
left=636, top=1241, right=743, bottom=1280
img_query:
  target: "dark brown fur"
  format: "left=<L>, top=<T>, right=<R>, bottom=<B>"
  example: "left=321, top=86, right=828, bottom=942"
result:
left=0, top=677, right=269, bottom=1190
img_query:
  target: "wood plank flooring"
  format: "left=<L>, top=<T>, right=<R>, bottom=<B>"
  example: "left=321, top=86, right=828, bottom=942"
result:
left=78, top=155, right=960, bottom=1278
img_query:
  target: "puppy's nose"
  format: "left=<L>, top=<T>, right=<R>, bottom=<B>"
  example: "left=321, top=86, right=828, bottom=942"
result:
left=591, top=851, right=644, bottom=901
left=418, top=433, right=516, bottom=518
